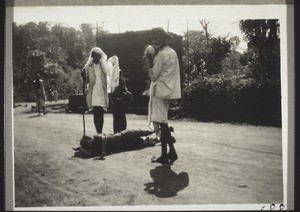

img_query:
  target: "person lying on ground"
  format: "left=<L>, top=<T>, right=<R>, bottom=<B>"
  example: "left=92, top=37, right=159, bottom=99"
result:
left=73, top=127, right=175, bottom=159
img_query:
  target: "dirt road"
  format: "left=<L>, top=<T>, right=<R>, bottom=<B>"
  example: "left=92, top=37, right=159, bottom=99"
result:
left=12, top=104, right=283, bottom=208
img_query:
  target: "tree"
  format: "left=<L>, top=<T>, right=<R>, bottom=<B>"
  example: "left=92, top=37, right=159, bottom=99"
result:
left=205, top=37, right=231, bottom=75
left=199, top=20, right=213, bottom=45
left=13, top=22, right=60, bottom=97
left=51, top=24, right=86, bottom=69
left=239, top=19, right=280, bottom=82
left=80, top=23, right=96, bottom=52
left=182, top=30, right=231, bottom=82
left=13, top=22, right=94, bottom=101
left=221, top=36, right=250, bottom=77
left=182, top=30, right=206, bottom=85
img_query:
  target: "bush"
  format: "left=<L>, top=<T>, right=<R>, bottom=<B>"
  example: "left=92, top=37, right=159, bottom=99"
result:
left=180, top=74, right=281, bottom=126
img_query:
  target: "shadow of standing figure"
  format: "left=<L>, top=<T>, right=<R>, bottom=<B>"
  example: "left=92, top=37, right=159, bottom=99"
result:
left=144, top=166, right=189, bottom=198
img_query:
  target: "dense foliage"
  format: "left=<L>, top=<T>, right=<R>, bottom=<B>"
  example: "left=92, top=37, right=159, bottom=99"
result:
left=181, top=74, right=281, bottom=126
left=239, top=19, right=280, bottom=82
left=180, top=20, right=281, bottom=126
left=13, top=22, right=106, bottom=101
left=12, top=20, right=281, bottom=126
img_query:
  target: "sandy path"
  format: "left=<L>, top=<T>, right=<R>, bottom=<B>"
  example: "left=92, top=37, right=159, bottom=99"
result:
left=13, top=106, right=283, bottom=208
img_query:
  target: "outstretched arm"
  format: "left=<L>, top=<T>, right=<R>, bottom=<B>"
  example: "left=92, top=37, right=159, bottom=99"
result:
left=148, top=54, right=163, bottom=82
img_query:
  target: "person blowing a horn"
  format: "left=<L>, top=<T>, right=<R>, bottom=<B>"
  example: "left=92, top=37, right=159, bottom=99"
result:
left=141, top=28, right=181, bottom=164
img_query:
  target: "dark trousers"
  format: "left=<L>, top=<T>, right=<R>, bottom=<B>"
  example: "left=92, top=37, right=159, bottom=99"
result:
left=93, top=106, right=105, bottom=134
left=112, top=101, right=127, bottom=133
left=160, top=123, right=176, bottom=157
left=34, top=89, right=45, bottom=113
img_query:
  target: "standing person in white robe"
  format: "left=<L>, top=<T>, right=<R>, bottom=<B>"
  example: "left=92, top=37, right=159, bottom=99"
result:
left=82, top=47, right=111, bottom=136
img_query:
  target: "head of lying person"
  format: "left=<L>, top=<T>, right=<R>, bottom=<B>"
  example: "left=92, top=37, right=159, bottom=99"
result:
left=80, top=135, right=105, bottom=149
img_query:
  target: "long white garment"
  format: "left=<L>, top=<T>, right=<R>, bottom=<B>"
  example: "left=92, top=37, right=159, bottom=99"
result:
left=149, top=46, right=181, bottom=99
left=107, top=55, right=120, bottom=94
left=148, top=45, right=181, bottom=128
left=84, top=47, right=110, bottom=110
left=148, top=95, right=170, bottom=129
left=91, top=63, right=107, bottom=107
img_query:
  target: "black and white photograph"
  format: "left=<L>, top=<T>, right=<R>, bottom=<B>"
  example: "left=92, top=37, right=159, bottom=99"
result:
left=5, top=1, right=295, bottom=211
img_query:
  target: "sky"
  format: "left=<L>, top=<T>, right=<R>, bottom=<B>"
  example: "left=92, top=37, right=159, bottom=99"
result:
left=12, top=5, right=287, bottom=53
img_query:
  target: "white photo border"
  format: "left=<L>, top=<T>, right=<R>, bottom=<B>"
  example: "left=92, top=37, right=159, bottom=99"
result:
left=5, top=1, right=295, bottom=211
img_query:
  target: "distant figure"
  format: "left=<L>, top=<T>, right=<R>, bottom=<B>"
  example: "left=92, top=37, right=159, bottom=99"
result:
left=49, top=79, right=58, bottom=102
left=53, top=90, right=58, bottom=102
left=32, top=74, right=47, bottom=115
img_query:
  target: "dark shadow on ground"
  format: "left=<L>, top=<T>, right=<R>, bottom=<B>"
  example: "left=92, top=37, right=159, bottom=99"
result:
left=13, top=103, right=68, bottom=116
left=72, top=150, right=97, bottom=160
left=144, top=165, right=189, bottom=198
left=27, top=114, right=45, bottom=118
left=13, top=104, right=28, bottom=108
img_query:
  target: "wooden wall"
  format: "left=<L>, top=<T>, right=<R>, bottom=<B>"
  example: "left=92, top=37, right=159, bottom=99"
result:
left=96, top=29, right=183, bottom=107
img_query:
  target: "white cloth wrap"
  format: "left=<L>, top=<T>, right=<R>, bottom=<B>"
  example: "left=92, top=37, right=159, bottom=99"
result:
left=107, top=55, right=120, bottom=94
